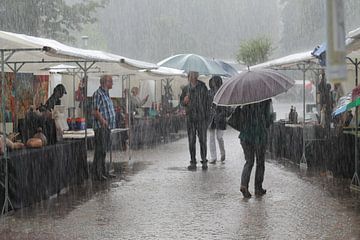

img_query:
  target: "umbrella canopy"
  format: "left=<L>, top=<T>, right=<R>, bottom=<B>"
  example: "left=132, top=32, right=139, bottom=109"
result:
left=157, top=53, right=228, bottom=76
left=214, top=60, right=239, bottom=76
left=332, top=92, right=352, bottom=117
left=332, top=105, right=348, bottom=118
left=213, top=69, right=295, bottom=106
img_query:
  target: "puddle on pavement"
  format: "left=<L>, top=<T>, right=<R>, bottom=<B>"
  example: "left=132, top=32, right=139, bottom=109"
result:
left=0, top=161, right=151, bottom=222
left=167, top=166, right=189, bottom=171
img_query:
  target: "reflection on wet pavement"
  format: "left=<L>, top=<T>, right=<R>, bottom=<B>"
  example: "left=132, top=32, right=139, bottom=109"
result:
left=1, top=129, right=360, bottom=239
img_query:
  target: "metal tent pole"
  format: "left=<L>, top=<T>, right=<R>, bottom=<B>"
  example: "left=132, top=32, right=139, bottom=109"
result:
left=1, top=50, right=14, bottom=215
left=349, top=57, right=360, bottom=191
left=127, top=74, right=132, bottom=162
left=76, top=61, right=95, bottom=179
left=299, top=63, right=308, bottom=169
left=109, top=74, right=120, bottom=173
left=73, top=69, right=76, bottom=109
left=83, top=62, right=88, bottom=155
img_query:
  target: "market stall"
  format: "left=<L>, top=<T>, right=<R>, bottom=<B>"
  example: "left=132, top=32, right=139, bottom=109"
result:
left=251, top=26, right=360, bottom=188
left=268, top=122, right=355, bottom=178
left=122, top=66, right=188, bottom=149
left=0, top=30, right=157, bottom=213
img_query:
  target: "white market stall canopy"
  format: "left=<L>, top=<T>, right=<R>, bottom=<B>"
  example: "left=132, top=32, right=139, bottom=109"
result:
left=346, top=27, right=360, bottom=59
left=250, top=51, right=317, bottom=70
left=137, top=66, right=186, bottom=81
left=251, top=26, right=360, bottom=71
left=0, top=30, right=157, bottom=74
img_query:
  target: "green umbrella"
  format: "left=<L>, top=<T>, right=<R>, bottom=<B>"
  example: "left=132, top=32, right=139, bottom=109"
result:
left=347, top=97, right=360, bottom=110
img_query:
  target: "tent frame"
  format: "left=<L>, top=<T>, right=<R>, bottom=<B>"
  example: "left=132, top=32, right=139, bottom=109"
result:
left=347, top=57, right=360, bottom=192
left=271, top=62, right=323, bottom=170
left=1, top=48, right=44, bottom=214
left=0, top=48, right=133, bottom=215
left=46, top=66, right=133, bottom=172
left=270, top=56, right=360, bottom=190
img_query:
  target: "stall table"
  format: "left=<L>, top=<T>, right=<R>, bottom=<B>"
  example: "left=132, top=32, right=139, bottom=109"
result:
left=63, top=128, right=128, bottom=151
left=0, top=140, right=88, bottom=209
left=268, top=122, right=356, bottom=178
left=131, top=114, right=186, bottom=149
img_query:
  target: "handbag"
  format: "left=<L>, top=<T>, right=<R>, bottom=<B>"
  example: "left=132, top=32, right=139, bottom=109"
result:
left=227, top=106, right=244, bottom=131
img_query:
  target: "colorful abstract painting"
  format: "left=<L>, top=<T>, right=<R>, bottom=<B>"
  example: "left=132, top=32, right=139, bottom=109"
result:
left=14, top=73, right=35, bottom=120
left=0, top=73, right=49, bottom=121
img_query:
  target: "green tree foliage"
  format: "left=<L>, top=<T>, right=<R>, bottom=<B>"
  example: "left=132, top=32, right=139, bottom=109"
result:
left=236, top=37, right=272, bottom=66
left=0, top=0, right=108, bottom=43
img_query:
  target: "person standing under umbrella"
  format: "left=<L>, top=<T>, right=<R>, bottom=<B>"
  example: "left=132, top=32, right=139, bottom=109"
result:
left=180, top=71, right=209, bottom=170
left=239, top=99, right=273, bottom=198
left=208, top=76, right=228, bottom=164
left=211, top=69, right=293, bottom=197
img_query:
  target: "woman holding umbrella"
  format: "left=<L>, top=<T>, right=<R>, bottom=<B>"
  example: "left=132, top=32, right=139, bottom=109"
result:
left=213, top=68, right=294, bottom=198
left=238, top=99, right=273, bottom=198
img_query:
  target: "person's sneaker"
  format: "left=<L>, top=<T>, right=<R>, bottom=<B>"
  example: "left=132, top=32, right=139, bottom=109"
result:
left=255, top=188, right=267, bottom=196
left=209, top=159, right=216, bottom=164
left=187, top=164, right=197, bottom=171
left=105, top=173, right=116, bottom=178
left=202, top=163, right=208, bottom=170
left=201, top=160, right=208, bottom=170
left=240, top=186, right=252, bottom=198
left=220, top=155, right=225, bottom=162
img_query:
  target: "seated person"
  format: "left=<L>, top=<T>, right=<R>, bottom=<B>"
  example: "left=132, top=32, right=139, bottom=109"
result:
left=27, top=84, right=66, bottom=144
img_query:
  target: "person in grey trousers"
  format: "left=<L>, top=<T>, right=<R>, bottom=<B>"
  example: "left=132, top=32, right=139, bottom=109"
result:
left=239, top=99, right=273, bottom=198
left=208, top=76, right=228, bottom=164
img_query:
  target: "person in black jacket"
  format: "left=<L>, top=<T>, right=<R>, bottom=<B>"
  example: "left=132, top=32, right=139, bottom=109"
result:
left=180, top=71, right=209, bottom=170
left=44, top=84, right=67, bottom=111
left=239, top=99, right=273, bottom=198
left=208, top=76, right=228, bottom=164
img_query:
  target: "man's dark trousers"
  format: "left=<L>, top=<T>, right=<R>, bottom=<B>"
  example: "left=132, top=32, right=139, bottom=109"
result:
left=240, top=141, right=266, bottom=189
left=93, top=127, right=110, bottom=178
left=187, top=119, right=207, bottom=164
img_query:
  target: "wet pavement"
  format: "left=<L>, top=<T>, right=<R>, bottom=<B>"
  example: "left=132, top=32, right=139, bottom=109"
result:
left=1, top=129, right=360, bottom=239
